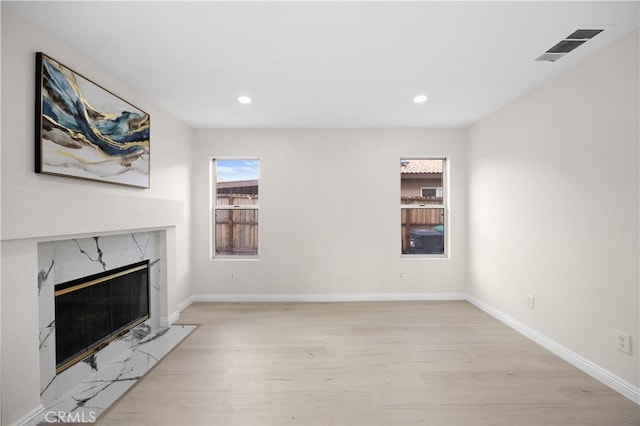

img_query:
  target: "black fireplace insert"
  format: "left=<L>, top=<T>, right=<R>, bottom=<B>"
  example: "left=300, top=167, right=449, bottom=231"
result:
left=54, top=260, right=150, bottom=373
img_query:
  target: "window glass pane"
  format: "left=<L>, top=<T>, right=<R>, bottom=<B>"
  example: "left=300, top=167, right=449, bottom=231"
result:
left=216, top=159, right=259, bottom=206
left=214, top=209, right=258, bottom=256
left=401, top=208, right=444, bottom=255
left=401, top=159, right=444, bottom=205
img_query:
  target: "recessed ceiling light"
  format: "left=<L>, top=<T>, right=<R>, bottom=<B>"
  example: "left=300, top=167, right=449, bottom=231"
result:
left=413, top=94, right=428, bottom=104
left=237, top=96, right=252, bottom=104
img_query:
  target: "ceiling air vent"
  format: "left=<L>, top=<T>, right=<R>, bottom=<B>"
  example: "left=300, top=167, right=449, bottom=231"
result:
left=535, top=52, right=566, bottom=62
left=536, top=28, right=603, bottom=62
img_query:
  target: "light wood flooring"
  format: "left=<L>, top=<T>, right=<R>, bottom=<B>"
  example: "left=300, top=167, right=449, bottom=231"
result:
left=99, top=301, right=639, bottom=425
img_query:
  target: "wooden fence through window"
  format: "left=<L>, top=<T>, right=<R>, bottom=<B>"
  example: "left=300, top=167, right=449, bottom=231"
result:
left=401, top=197, right=444, bottom=254
left=215, top=196, right=259, bottom=255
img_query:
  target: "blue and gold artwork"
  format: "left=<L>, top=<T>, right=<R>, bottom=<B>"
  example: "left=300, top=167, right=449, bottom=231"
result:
left=36, top=53, right=150, bottom=188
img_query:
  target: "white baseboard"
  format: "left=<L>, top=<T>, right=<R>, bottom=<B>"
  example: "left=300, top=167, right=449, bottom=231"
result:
left=466, top=294, right=640, bottom=405
left=160, top=311, right=180, bottom=327
left=177, top=295, right=195, bottom=311
left=190, top=292, right=467, bottom=303
left=162, top=296, right=196, bottom=326
left=16, top=403, right=44, bottom=426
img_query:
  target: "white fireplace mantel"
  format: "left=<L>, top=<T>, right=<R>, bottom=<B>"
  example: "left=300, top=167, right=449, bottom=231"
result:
left=1, top=186, right=183, bottom=242
left=1, top=192, right=185, bottom=425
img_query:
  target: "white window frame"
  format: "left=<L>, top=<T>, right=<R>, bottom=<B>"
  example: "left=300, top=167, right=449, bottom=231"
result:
left=401, top=157, right=448, bottom=258
left=420, top=187, right=443, bottom=199
left=210, top=158, right=260, bottom=260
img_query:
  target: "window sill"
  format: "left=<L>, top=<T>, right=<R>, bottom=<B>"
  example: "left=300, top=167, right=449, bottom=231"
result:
left=401, top=254, right=449, bottom=260
left=212, top=256, right=260, bottom=261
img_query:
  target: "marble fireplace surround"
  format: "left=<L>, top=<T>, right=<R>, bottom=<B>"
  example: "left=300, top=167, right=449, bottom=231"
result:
left=31, top=230, right=194, bottom=424
left=1, top=189, right=190, bottom=425
left=38, top=232, right=162, bottom=404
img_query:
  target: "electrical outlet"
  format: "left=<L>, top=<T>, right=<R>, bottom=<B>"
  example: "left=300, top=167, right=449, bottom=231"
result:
left=616, top=331, right=631, bottom=354
left=230, top=273, right=236, bottom=282
left=399, top=272, right=405, bottom=281
left=526, top=294, right=535, bottom=310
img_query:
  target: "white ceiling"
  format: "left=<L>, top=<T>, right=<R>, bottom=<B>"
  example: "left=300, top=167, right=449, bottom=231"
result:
left=5, top=1, right=639, bottom=128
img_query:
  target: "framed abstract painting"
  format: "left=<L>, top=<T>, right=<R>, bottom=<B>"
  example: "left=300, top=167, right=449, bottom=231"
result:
left=35, top=52, right=150, bottom=188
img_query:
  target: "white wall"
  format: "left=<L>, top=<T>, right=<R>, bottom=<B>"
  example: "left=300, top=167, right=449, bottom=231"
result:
left=191, top=129, right=468, bottom=298
left=0, top=4, right=4, bottom=424
left=0, top=9, right=193, bottom=424
left=2, top=4, right=637, bottom=422
left=468, top=31, right=639, bottom=387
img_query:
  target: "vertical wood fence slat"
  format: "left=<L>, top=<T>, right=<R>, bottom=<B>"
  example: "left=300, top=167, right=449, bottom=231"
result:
left=215, top=195, right=259, bottom=255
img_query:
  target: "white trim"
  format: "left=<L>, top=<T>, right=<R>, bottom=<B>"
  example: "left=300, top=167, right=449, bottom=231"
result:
left=215, top=206, right=259, bottom=210
left=211, top=157, right=260, bottom=260
left=400, top=204, right=446, bottom=209
left=400, top=157, right=449, bottom=258
left=160, top=311, right=180, bottom=327
left=190, top=292, right=466, bottom=303
left=164, top=295, right=196, bottom=324
left=466, top=294, right=640, bottom=405
left=177, top=295, right=195, bottom=312
left=16, top=404, right=44, bottom=426
left=212, top=256, right=260, bottom=262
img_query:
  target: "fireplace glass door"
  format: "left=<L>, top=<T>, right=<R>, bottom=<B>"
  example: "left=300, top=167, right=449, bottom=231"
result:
left=54, top=261, right=149, bottom=373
